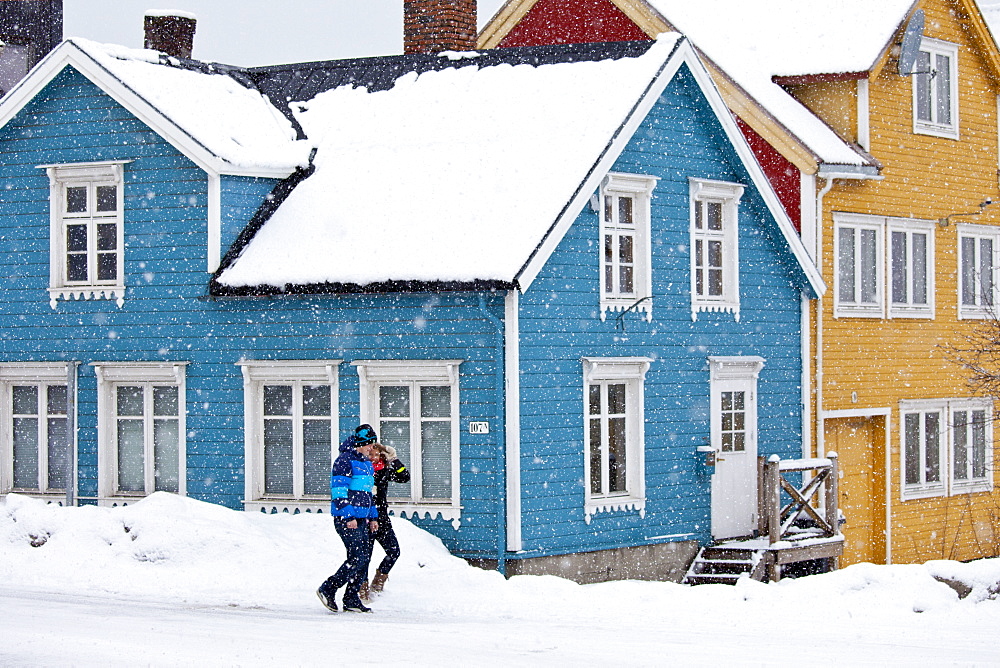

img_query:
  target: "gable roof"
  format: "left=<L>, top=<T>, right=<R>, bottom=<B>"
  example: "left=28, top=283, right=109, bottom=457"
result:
left=0, top=38, right=311, bottom=178
left=214, top=37, right=823, bottom=297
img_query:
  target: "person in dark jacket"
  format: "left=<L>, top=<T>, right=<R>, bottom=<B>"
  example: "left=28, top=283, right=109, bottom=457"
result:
left=316, top=424, right=379, bottom=613
left=359, top=442, right=410, bottom=599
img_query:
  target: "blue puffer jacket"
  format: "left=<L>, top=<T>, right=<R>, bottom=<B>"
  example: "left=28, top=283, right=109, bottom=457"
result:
left=330, top=436, right=378, bottom=519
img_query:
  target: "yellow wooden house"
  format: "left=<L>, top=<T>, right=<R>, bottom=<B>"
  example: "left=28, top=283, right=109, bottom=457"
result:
left=481, top=0, right=1000, bottom=567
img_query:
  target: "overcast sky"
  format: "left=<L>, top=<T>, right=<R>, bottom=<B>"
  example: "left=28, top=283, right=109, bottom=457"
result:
left=63, top=1, right=509, bottom=66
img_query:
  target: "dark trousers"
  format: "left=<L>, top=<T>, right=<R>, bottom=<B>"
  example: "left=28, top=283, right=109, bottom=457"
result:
left=321, top=517, right=373, bottom=604
left=369, top=516, right=401, bottom=575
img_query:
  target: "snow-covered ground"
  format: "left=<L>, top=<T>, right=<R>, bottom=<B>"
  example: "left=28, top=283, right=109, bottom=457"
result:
left=2, top=493, right=999, bottom=666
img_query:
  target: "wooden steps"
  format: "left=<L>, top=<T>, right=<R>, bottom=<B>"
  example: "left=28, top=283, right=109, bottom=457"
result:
left=683, top=545, right=766, bottom=585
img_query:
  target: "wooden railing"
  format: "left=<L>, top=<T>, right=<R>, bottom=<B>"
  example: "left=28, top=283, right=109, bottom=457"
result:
left=759, top=453, right=840, bottom=547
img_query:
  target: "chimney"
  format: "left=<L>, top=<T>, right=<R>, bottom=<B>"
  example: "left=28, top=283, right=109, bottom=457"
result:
left=404, top=0, right=477, bottom=55
left=144, top=10, right=197, bottom=59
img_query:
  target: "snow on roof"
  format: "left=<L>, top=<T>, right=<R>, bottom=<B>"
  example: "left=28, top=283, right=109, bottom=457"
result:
left=69, top=38, right=310, bottom=174
left=646, top=0, right=915, bottom=166
left=217, top=36, right=684, bottom=289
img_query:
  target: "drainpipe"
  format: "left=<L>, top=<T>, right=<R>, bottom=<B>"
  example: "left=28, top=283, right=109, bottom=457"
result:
left=478, top=293, right=507, bottom=576
left=65, top=361, right=79, bottom=507
left=814, top=177, right=835, bottom=457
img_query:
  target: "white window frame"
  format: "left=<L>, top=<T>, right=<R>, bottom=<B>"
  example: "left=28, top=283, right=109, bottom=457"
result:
left=354, top=360, right=463, bottom=529
left=582, top=357, right=651, bottom=523
left=0, top=363, right=71, bottom=499
left=93, top=362, right=186, bottom=505
left=899, top=398, right=993, bottom=500
left=957, top=223, right=1000, bottom=320
left=41, top=161, right=129, bottom=309
left=600, top=172, right=656, bottom=322
left=912, top=38, right=959, bottom=140
left=887, top=217, right=935, bottom=318
left=834, top=213, right=935, bottom=319
left=239, top=360, right=341, bottom=514
left=689, top=178, right=743, bottom=321
left=709, top=356, right=763, bottom=457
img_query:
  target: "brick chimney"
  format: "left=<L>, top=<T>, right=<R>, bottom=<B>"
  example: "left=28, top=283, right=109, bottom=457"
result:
left=144, top=10, right=197, bottom=59
left=404, top=0, right=477, bottom=55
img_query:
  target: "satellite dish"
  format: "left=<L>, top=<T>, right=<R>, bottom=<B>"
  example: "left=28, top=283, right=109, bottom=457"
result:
left=898, top=9, right=925, bottom=75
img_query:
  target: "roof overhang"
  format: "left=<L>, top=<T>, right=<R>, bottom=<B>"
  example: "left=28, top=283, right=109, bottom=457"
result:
left=0, top=40, right=297, bottom=180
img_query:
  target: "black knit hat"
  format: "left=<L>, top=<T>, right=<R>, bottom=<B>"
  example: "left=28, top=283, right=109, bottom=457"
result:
left=354, top=424, right=377, bottom=445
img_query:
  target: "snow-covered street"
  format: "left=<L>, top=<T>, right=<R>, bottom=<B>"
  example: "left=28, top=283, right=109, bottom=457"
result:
left=3, top=493, right=1000, bottom=666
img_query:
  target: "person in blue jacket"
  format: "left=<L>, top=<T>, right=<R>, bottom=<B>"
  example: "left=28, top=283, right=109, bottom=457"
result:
left=316, top=424, right=380, bottom=613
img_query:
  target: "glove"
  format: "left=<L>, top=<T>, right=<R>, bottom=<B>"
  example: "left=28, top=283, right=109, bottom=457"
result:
left=384, top=445, right=397, bottom=459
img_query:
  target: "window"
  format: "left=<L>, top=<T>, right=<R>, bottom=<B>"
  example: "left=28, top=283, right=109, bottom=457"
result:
left=0, top=363, right=70, bottom=498
left=834, top=213, right=935, bottom=318
left=900, top=399, right=993, bottom=500
left=709, top=356, right=763, bottom=457
left=958, top=223, right=1000, bottom=319
left=913, top=38, right=959, bottom=139
left=600, top=173, right=656, bottom=321
left=94, top=363, right=186, bottom=502
left=582, top=357, right=651, bottom=523
left=690, top=178, right=744, bottom=320
left=887, top=218, right=934, bottom=317
left=355, top=360, right=462, bottom=528
left=43, top=161, right=127, bottom=308
left=239, top=360, right=340, bottom=513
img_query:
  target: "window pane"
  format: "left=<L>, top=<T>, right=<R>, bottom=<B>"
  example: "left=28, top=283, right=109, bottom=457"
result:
left=97, top=222, right=117, bottom=251
left=66, top=224, right=88, bottom=252
left=47, top=385, right=67, bottom=415
left=607, top=383, right=626, bottom=415
left=608, top=416, right=626, bottom=493
left=13, top=385, right=38, bottom=415
left=47, top=416, right=68, bottom=490
left=925, top=412, right=940, bottom=483
left=381, top=419, right=411, bottom=498
left=904, top=413, right=920, bottom=485
left=706, top=201, right=723, bottom=231
left=421, top=386, right=451, bottom=418
left=302, top=385, right=331, bottom=417
left=838, top=227, right=856, bottom=302
left=96, top=185, right=117, bottom=212
left=303, top=419, right=332, bottom=495
left=380, top=385, right=409, bottom=418
left=263, top=418, right=293, bottom=495
left=618, top=196, right=633, bottom=226
left=589, top=384, right=601, bottom=415
left=66, top=186, right=87, bottom=213
left=860, top=229, right=878, bottom=303
left=117, top=385, right=143, bottom=417
left=891, top=230, right=907, bottom=304
left=67, top=253, right=88, bottom=282
left=153, top=386, right=178, bottom=416
left=961, top=237, right=976, bottom=305
left=263, top=385, right=292, bottom=416
left=953, top=410, right=968, bottom=480
left=912, top=233, right=927, bottom=304
left=153, top=419, right=179, bottom=493
left=420, top=421, right=451, bottom=500
left=694, top=201, right=704, bottom=230
left=589, top=416, right=602, bottom=494
left=935, top=53, right=951, bottom=125
left=915, top=52, right=932, bottom=122
left=13, top=417, right=38, bottom=489
left=604, top=196, right=612, bottom=224
left=96, top=251, right=117, bottom=281
left=117, top=419, right=145, bottom=492
left=981, top=238, right=994, bottom=306
left=972, top=411, right=987, bottom=479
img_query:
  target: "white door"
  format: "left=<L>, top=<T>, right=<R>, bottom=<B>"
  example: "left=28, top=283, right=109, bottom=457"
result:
left=708, top=357, right=763, bottom=540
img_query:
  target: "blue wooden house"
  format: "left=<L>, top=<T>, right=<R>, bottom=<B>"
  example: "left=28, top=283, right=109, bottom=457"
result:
left=0, top=34, right=823, bottom=582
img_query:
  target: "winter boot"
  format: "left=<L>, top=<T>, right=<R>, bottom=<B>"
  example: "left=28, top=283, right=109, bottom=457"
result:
left=371, top=571, right=388, bottom=593
left=358, top=580, right=370, bottom=601
left=316, top=587, right=338, bottom=613
left=343, top=599, right=373, bottom=613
